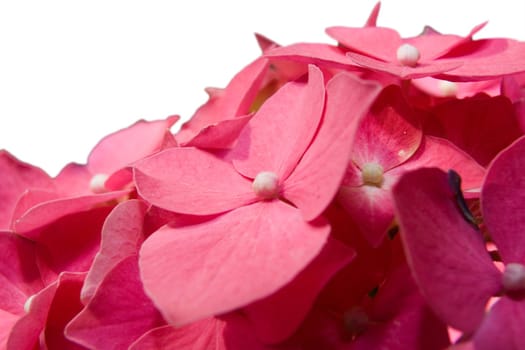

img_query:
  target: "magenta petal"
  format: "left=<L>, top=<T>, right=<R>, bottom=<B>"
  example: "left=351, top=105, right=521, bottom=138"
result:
left=473, top=298, right=525, bottom=350
left=232, top=65, right=325, bottom=180
left=0, top=231, right=42, bottom=315
left=81, top=200, right=148, bottom=303
left=429, top=95, right=522, bottom=167
left=54, top=163, right=93, bottom=195
left=481, top=136, right=525, bottom=263
left=347, top=52, right=463, bottom=79
left=182, top=114, right=253, bottom=149
left=392, top=168, right=502, bottom=333
left=87, top=116, right=178, bottom=175
left=66, top=256, right=164, bottom=350
left=283, top=72, right=381, bottom=220
left=13, top=190, right=129, bottom=234
left=326, top=26, right=402, bottom=62
left=352, top=85, right=422, bottom=170
left=134, top=147, right=256, bottom=215
left=8, top=272, right=85, bottom=350
left=243, top=237, right=355, bottom=344
left=0, top=309, right=18, bottom=349
left=139, top=200, right=330, bottom=326
left=0, top=151, right=54, bottom=229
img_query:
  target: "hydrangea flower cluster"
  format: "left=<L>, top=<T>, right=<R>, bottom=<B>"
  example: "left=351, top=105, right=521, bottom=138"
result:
left=2, top=3, right=525, bottom=349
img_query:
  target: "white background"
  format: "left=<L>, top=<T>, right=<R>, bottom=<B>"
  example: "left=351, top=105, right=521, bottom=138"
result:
left=1, top=0, right=524, bottom=176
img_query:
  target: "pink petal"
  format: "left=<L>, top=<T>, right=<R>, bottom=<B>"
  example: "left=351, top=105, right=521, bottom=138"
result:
left=439, top=39, right=525, bottom=81
left=0, top=231, right=43, bottom=315
left=473, top=298, right=525, bottom=350
left=13, top=190, right=129, bottom=234
left=352, top=85, right=423, bottom=170
left=182, top=114, right=253, bottom=149
left=364, top=2, right=381, bottom=27
left=392, top=167, right=502, bottom=333
left=283, top=71, right=381, bottom=220
left=54, top=163, right=93, bottom=195
left=392, top=136, right=486, bottom=190
left=87, top=116, right=179, bottom=175
left=325, top=26, right=402, bottom=62
left=243, top=237, right=355, bottom=343
left=0, top=309, right=19, bottom=349
left=66, top=256, right=164, bottom=350
left=0, top=150, right=54, bottom=229
left=350, top=265, right=450, bottom=350
left=176, top=58, right=269, bottom=144
left=81, top=200, right=148, bottom=303
left=130, top=314, right=271, bottom=350
left=139, top=200, right=330, bottom=326
left=7, top=272, right=85, bottom=350
left=264, top=43, right=357, bottom=69
left=338, top=183, right=396, bottom=247
left=481, top=136, right=525, bottom=263
left=134, top=147, right=256, bottom=215
left=232, top=65, right=325, bottom=180
left=429, top=95, right=522, bottom=167
left=347, top=51, right=462, bottom=79
left=32, top=206, right=113, bottom=285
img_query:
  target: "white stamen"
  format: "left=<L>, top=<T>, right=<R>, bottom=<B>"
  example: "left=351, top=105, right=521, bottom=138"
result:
left=502, top=263, right=525, bottom=293
left=89, top=173, right=109, bottom=193
left=24, top=294, right=36, bottom=313
left=396, top=43, right=420, bottom=67
left=252, top=171, right=279, bottom=199
left=361, top=162, right=384, bottom=187
left=438, top=80, right=458, bottom=97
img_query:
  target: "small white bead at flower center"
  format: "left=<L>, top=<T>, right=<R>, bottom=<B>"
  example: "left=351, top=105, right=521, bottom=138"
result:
left=438, top=80, right=458, bottom=97
left=24, top=294, right=36, bottom=313
left=502, top=263, right=525, bottom=293
left=89, top=173, right=109, bottom=193
left=252, top=171, right=279, bottom=199
left=396, top=43, right=420, bottom=67
left=361, top=162, right=384, bottom=187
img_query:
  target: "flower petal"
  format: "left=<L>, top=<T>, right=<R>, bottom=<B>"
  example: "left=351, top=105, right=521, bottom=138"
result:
left=134, top=147, right=256, bottom=215
left=182, top=114, right=253, bottom=149
left=231, top=65, right=325, bottom=180
left=243, top=237, right=355, bottom=344
left=352, top=85, right=422, bottom=170
left=139, top=200, right=330, bottom=326
left=0, top=151, right=54, bottom=229
left=473, top=298, right=525, bottom=350
left=265, top=43, right=357, bottom=70
left=88, top=116, right=178, bottom=175
left=347, top=52, right=462, bottom=80
left=81, top=200, right=148, bottom=303
left=283, top=71, right=381, bottom=220
left=481, top=136, right=525, bottom=263
left=392, top=167, right=502, bottom=333
left=66, top=256, right=165, bottom=350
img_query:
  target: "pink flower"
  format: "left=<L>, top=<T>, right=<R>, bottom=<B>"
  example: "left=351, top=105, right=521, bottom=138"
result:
left=133, top=65, right=380, bottom=326
left=392, top=135, right=525, bottom=347
left=338, top=85, right=485, bottom=246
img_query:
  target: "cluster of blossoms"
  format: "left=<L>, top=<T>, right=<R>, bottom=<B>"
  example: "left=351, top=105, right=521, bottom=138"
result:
left=2, top=3, right=525, bottom=349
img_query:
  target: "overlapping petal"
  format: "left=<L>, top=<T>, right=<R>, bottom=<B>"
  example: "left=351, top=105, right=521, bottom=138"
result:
left=393, top=168, right=502, bottom=333
left=134, top=147, right=256, bottom=215
left=139, top=200, right=330, bottom=326
left=481, top=135, right=525, bottom=263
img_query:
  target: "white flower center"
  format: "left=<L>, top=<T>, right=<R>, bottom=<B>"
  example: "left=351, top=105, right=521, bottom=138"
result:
left=89, top=173, right=109, bottom=193
left=252, top=171, right=279, bottom=199
left=502, top=263, right=525, bottom=293
left=438, top=80, right=458, bottom=97
left=396, top=43, right=420, bottom=67
left=24, top=294, right=36, bottom=313
left=361, top=162, right=384, bottom=187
